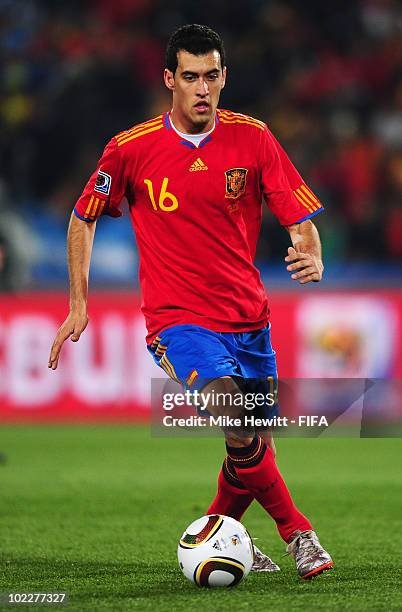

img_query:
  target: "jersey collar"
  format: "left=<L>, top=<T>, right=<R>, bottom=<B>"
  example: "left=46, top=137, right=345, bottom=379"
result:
left=163, top=111, right=218, bottom=150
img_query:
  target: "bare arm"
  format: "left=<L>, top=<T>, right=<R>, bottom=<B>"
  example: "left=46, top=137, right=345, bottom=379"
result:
left=48, top=213, right=97, bottom=369
left=284, top=219, right=324, bottom=284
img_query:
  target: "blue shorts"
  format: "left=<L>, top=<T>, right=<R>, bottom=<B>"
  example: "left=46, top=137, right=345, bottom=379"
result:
left=148, top=324, right=279, bottom=419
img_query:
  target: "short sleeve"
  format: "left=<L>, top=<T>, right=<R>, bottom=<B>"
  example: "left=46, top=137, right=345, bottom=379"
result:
left=74, top=137, right=126, bottom=222
left=260, top=127, right=324, bottom=225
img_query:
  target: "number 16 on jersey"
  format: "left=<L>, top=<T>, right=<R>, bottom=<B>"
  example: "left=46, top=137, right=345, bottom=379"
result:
left=144, top=178, right=179, bottom=212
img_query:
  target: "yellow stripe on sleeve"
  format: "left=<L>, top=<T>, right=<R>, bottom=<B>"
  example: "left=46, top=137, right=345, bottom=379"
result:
left=218, top=110, right=265, bottom=128
left=91, top=198, right=99, bottom=218
left=300, top=184, right=318, bottom=203
left=219, top=118, right=265, bottom=131
left=299, top=184, right=319, bottom=206
left=84, top=195, right=94, bottom=218
left=117, top=123, right=164, bottom=146
left=115, top=116, right=164, bottom=142
left=294, top=189, right=315, bottom=212
left=97, top=200, right=106, bottom=217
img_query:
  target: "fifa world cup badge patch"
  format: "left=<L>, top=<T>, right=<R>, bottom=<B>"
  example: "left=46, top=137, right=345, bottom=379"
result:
left=94, top=170, right=112, bottom=195
left=224, top=168, right=248, bottom=199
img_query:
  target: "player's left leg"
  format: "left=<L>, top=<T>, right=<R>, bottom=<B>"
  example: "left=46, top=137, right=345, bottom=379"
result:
left=228, top=326, right=333, bottom=578
left=224, top=432, right=312, bottom=543
left=225, top=432, right=332, bottom=578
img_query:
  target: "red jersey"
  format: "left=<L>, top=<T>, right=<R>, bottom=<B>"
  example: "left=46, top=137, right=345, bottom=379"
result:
left=74, top=110, right=324, bottom=343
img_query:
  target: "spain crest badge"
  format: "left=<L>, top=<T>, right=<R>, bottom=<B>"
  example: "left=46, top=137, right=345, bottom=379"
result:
left=224, top=168, right=248, bottom=199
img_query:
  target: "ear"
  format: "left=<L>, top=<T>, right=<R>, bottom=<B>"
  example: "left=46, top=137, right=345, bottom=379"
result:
left=164, top=68, right=175, bottom=91
left=221, top=66, right=227, bottom=90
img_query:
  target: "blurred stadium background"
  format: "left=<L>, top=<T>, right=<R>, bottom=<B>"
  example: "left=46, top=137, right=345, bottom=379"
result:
left=0, top=0, right=401, bottom=420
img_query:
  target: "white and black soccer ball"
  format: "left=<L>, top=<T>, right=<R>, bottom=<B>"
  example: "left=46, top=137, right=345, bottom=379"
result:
left=177, top=514, right=254, bottom=587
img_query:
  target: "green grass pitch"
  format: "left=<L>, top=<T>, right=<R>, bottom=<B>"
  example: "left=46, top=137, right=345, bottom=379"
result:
left=0, top=426, right=401, bottom=611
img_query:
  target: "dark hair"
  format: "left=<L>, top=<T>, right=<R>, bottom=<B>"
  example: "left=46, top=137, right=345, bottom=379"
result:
left=166, top=24, right=225, bottom=74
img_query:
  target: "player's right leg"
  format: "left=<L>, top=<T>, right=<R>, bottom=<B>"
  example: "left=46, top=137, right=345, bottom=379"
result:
left=148, top=326, right=256, bottom=524
left=223, top=326, right=333, bottom=579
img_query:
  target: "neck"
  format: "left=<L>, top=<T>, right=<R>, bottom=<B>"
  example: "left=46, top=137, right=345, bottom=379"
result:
left=170, top=109, right=215, bottom=135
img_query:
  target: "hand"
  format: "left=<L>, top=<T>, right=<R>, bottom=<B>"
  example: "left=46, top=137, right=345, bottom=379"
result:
left=285, top=246, right=323, bottom=284
left=48, top=310, right=88, bottom=370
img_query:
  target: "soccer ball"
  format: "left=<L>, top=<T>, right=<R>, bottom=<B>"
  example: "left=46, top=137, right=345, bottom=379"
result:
left=177, top=514, right=254, bottom=587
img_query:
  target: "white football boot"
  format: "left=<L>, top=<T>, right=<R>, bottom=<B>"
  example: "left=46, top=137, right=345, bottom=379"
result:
left=251, top=544, right=281, bottom=572
left=287, top=530, right=333, bottom=579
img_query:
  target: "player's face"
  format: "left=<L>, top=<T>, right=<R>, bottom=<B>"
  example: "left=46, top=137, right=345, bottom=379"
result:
left=164, top=50, right=226, bottom=133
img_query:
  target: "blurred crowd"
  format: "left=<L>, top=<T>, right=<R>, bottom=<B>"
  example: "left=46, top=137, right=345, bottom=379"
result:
left=0, top=0, right=401, bottom=289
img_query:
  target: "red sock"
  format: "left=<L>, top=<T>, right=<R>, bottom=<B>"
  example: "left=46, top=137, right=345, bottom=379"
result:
left=227, top=435, right=312, bottom=543
left=206, top=457, right=254, bottom=521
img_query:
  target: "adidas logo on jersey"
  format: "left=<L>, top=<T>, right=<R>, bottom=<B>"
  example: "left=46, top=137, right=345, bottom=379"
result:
left=189, top=158, right=208, bottom=172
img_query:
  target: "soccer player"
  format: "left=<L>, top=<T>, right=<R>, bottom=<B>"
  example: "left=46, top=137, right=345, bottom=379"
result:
left=49, top=24, right=333, bottom=580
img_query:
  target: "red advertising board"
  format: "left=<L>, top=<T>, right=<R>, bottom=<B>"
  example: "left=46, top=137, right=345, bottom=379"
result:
left=0, top=291, right=401, bottom=422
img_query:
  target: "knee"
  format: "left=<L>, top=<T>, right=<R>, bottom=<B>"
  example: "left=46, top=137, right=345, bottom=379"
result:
left=225, top=434, right=254, bottom=448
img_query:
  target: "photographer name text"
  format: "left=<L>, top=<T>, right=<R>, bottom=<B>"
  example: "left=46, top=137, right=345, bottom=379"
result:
left=162, top=415, right=329, bottom=428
